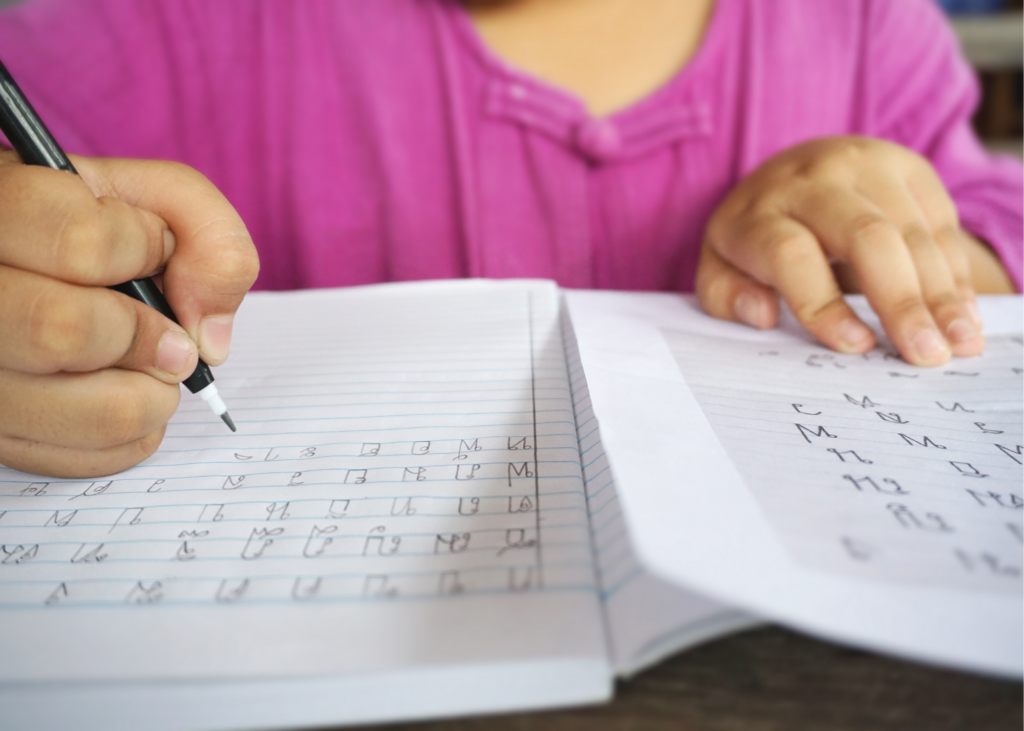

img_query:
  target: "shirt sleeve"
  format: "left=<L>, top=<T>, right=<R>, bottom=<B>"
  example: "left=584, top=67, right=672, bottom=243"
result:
left=861, top=0, right=1023, bottom=292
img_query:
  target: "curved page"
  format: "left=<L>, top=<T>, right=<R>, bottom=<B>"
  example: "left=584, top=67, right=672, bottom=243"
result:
left=566, top=291, right=1022, bottom=678
left=561, top=303, right=756, bottom=677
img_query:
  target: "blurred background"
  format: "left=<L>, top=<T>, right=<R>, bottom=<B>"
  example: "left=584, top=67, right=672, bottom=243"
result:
left=0, top=0, right=1019, bottom=155
left=938, top=0, right=1023, bottom=157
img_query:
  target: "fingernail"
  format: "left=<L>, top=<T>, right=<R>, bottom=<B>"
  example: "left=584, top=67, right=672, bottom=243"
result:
left=198, top=314, right=234, bottom=365
left=162, top=228, right=176, bottom=262
left=946, top=318, right=980, bottom=345
left=965, top=300, right=983, bottom=329
left=734, top=292, right=768, bottom=329
left=835, top=318, right=874, bottom=352
left=156, top=330, right=194, bottom=376
left=911, top=328, right=949, bottom=360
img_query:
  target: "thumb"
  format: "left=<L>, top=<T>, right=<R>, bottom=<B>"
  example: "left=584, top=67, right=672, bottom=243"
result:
left=696, top=243, right=780, bottom=330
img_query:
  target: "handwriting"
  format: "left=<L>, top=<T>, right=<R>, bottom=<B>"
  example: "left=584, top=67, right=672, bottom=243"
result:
left=843, top=475, right=907, bottom=495
left=126, top=581, right=164, bottom=604
left=215, top=579, right=249, bottom=603
left=845, top=394, right=878, bottom=409
left=995, top=444, right=1023, bottom=464
left=303, top=525, right=338, bottom=558
left=966, top=490, right=1023, bottom=509
left=70, top=543, right=108, bottom=564
left=950, top=461, right=989, bottom=478
left=292, top=576, right=322, bottom=600
left=887, top=503, right=953, bottom=532
left=954, top=549, right=1020, bottom=577
left=199, top=504, right=225, bottom=523
left=876, top=412, right=909, bottom=424
left=241, top=527, right=284, bottom=560
left=508, top=567, right=535, bottom=591
left=1, top=544, right=38, bottom=565
left=265, top=502, right=291, bottom=520
left=454, top=439, right=482, bottom=461
left=792, top=404, right=821, bottom=415
left=827, top=448, right=872, bottom=464
left=840, top=536, right=875, bottom=561
left=937, top=402, right=974, bottom=413
left=664, top=329, right=1022, bottom=592
left=70, top=480, right=111, bottom=501
left=20, top=482, right=48, bottom=497
left=438, top=570, right=465, bottom=595
left=507, top=462, right=534, bottom=486
left=795, top=424, right=837, bottom=443
left=44, top=583, right=68, bottom=606
left=44, top=510, right=77, bottom=528
left=898, top=434, right=946, bottom=449
left=363, top=575, right=397, bottom=598
left=390, top=498, right=416, bottom=516
left=222, top=475, right=245, bottom=490
left=0, top=283, right=576, bottom=612
left=327, top=500, right=350, bottom=519
left=435, top=533, right=471, bottom=554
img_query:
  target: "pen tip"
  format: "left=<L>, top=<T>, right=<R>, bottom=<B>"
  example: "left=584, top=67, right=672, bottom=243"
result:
left=221, top=412, right=237, bottom=432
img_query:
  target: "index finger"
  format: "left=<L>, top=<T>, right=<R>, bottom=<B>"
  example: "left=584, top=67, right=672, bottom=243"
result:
left=790, top=187, right=951, bottom=366
left=0, top=151, right=171, bottom=285
left=714, top=213, right=878, bottom=355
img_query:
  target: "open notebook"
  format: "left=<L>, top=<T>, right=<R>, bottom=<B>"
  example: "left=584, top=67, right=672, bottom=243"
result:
left=0, top=280, right=1019, bottom=731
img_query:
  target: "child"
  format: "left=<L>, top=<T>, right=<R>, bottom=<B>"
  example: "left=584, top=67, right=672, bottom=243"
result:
left=0, top=0, right=1019, bottom=478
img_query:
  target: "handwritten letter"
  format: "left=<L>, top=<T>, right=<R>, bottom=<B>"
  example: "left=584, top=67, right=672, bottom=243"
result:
left=664, top=331, right=1023, bottom=591
left=0, top=282, right=605, bottom=684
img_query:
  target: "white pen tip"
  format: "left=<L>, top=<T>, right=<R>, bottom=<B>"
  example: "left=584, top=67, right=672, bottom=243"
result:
left=196, top=383, right=234, bottom=430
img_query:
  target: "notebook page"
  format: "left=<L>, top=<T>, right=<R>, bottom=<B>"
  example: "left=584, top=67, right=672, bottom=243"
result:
left=664, top=330, right=1022, bottom=591
left=0, top=281, right=608, bottom=700
left=566, top=291, right=1022, bottom=677
left=561, top=305, right=755, bottom=677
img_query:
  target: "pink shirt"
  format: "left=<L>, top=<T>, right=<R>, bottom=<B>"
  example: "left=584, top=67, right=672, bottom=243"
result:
left=0, top=0, right=1021, bottom=291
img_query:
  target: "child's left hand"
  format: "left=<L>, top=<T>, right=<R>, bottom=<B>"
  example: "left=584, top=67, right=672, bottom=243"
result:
left=696, top=136, right=990, bottom=367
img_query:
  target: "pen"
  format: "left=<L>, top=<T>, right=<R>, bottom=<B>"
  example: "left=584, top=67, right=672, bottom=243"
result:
left=0, top=57, right=236, bottom=432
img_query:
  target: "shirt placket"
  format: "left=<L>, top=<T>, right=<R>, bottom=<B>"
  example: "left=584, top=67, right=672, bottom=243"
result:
left=486, top=78, right=713, bottom=288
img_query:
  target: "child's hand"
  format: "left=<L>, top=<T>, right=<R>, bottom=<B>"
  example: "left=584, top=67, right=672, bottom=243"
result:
left=0, top=152, right=258, bottom=478
left=696, top=136, right=988, bottom=366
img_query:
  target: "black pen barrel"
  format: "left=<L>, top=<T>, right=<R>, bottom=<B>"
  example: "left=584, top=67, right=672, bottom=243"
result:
left=0, top=58, right=76, bottom=172
left=109, top=279, right=215, bottom=394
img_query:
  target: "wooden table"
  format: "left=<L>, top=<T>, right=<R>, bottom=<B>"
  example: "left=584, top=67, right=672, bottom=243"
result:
left=349, top=626, right=1022, bottom=731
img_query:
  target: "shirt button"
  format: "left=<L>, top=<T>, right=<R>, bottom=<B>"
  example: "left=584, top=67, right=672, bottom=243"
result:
left=574, top=119, right=621, bottom=163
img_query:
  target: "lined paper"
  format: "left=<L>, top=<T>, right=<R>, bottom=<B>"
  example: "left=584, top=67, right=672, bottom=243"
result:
left=664, top=330, right=1022, bottom=591
left=0, top=281, right=608, bottom=692
left=562, top=308, right=644, bottom=603
left=561, top=303, right=754, bottom=676
left=565, top=290, right=1022, bottom=676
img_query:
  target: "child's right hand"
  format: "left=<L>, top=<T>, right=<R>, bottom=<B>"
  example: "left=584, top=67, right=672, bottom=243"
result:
left=0, top=152, right=259, bottom=478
